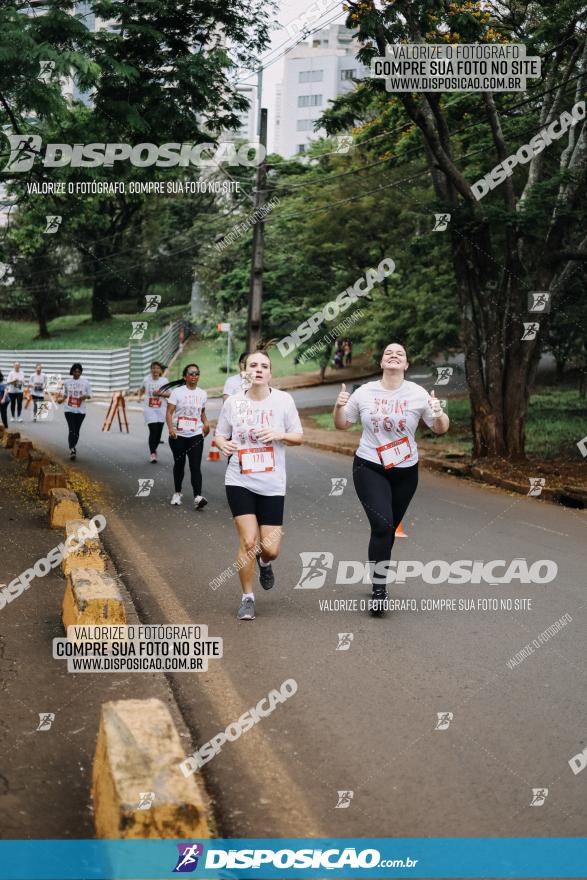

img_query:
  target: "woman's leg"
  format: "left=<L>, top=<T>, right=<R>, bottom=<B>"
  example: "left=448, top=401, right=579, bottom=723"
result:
left=148, top=422, right=163, bottom=454
left=0, top=402, right=8, bottom=428
left=66, top=413, right=85, bottom=448
left=233, top=514, right=261, bottom=594
left=258, top=524, right=284, bottom=563
left=9, top=394, right=16, bottom=418
left=15, top=393, right=23, bottom=417
left=169, top=436, right=187, bottom=492
left=352, top=457, right=395, bottom=591
left=388, top=463, right=419, bottom=536
left=185, top=436, right=204, bottom=496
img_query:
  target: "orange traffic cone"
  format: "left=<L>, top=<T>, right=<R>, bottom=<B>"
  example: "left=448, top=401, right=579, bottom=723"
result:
left=207, top=438, right=220, bottom=461
left=395, top=520, right=407, bottom=538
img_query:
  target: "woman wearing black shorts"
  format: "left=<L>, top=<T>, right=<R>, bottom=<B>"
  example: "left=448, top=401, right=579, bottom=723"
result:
left=215, top=349, right=303, bottom=621
left=333, top=342, right=449, bottom=613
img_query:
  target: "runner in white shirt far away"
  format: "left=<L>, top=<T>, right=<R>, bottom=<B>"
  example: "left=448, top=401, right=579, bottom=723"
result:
left=28, top=364, right=47, bottom=422
left=56, top=362, right=92, bottom=460
left=6, top=361, right=26, bottom=422
left=215, top=348, right=303, bottom=621
left=164, top=363, right=210, bottom=509
left=333, top=342, right=449, bottom=614
left=222, top=351, right=248, bottom=401
left=138, top=360, right=168, bottom=462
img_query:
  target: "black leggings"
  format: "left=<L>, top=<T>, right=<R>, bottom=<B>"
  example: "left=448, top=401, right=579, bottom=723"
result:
left=352, top=456, right=418, bottom=589
left=148, top=422, right=164, bottom=454
left=64, top=411, right=85, bottom=449
left=0, top=401, right=8, bottom=428
left=169, top=434, right=204, bottom=495
left=9, top=393, right=23, bottom=417
left=32, top=396, right=44, bottom=416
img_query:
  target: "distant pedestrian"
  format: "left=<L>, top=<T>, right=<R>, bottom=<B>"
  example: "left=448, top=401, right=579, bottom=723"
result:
left=343, top=338, right=353, bottom=366
left=28, top=364, right=47, bottom=422
left=333, top=343, right=344, bottom=369
left=6, top=361, right=25, bottom=422
left=0, top=371, right=9, bottom=428
left=223, top=352, right=249, bottom=401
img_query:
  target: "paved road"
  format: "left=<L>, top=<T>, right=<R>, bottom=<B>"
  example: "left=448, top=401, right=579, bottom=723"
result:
left=15, top=399, right=587, bottom=840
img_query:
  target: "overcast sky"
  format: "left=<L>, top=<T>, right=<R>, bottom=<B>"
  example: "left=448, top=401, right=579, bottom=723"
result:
left=241, top=0, right=347, bottom=151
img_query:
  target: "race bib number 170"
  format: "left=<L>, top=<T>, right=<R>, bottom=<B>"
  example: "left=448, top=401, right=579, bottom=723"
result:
left=238, top=447, right=275, bottom=474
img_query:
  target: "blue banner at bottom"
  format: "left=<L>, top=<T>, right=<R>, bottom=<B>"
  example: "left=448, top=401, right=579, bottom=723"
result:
left=0, top=838, right=586, bottom=879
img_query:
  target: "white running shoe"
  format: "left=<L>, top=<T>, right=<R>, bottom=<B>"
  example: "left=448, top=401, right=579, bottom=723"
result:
left=17, top=417, right=23, bottom=422
left=194, top=495, right=208, bottom=510
left=170, top=492, right=182, bottom=505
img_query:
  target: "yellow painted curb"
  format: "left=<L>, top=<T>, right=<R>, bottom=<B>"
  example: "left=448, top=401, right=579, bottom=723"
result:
left=27, top=450, right=51, bottom=476
left=62, top=568, right=126, bottom=630
left=38, top=464, right=66, bottom=498
left=48, top=488, right=83, bottom=529
left=2, top=430, right=20, bottom=449
left=92, top=698, right=209, bottom=839
left=61, top=519, right=106, bottom=576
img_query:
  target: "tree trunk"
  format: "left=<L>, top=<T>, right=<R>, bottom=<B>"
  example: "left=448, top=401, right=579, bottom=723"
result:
left=91, top=245, right=113, bottom=321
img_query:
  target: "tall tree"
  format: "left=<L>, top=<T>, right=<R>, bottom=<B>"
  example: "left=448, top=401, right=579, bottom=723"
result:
left=323, top=0, right=587, bottom=459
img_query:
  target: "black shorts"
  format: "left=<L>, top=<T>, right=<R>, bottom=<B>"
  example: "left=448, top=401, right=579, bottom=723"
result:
left=225, top=485, right=285, bottom=525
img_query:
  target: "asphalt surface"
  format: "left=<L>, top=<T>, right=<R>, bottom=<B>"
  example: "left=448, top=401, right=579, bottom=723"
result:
left=12, top=396, right=587, bottom=841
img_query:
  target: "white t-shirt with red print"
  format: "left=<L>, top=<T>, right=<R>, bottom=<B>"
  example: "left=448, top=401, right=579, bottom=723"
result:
left=168, top=385, right=207, bottom=437
left=216, top=388, right=303, bottom=495
left=344, top=380, right=437, bottom=468
left=142, top=374, right=168, bottom=424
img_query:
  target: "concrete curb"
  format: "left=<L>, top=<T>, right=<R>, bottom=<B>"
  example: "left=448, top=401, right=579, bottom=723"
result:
left=2, top=434, right=213, bottom=838
left=48, top=488, right=83, bottom=528
left=62, top=568, right=126, bottom=629
left=2, top=429, right=20, bottom=448
left=92, top=698, right=209, bottom=839
left=62, top=519, right=106, bottom=576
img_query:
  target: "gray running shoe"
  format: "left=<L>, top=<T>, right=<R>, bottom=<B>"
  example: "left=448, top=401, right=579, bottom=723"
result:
left=237, top=595, right=256, bottom=620
left=256, top=553, right=275, bottom=590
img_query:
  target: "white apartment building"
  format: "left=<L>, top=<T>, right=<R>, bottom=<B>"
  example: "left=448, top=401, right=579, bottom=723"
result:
left=274, top=24, right=367, bottom=158
left=224, top=84, right=258, bottom=144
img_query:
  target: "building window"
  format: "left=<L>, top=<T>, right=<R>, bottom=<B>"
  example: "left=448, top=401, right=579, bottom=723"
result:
left=299, top=70, right=324, bottom=83
left=296, top=119, right=314, bottom=131
left=298, top=94, right=322, bottom=107
left=341, top=69, right=356, bottom=80
left=297, top=144, right=306, bottom=154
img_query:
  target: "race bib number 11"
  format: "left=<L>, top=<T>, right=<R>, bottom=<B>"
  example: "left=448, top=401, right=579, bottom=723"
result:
left=376, top=437, right=411, bottom=469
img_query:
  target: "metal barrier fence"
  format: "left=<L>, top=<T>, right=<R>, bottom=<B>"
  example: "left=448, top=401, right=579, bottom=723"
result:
left=0, top=319, right=186, bottom=393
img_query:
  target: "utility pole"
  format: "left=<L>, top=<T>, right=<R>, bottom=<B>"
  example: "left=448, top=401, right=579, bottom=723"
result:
left=246, top=106, right=267, bottom=352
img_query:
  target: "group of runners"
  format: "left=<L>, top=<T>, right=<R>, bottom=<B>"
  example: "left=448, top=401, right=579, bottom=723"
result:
left=13, top=343, right=449, bottom=618
left=0, top=361, right=51, bottom=426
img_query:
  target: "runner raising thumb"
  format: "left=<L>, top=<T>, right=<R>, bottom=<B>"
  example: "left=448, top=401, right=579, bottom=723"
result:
left=335, top=383, right=350, bottom=408
left=428, top=389, right=443, bottom=418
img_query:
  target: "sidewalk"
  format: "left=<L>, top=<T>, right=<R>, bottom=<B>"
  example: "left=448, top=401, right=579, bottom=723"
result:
left=0, top=451, right=196, bottom=838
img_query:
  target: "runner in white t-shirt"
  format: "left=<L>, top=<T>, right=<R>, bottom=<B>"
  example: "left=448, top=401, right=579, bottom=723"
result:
left=28, top=364, right=47, bottom=422
left=56, top=363, right=92, bottom=460
left=138, top=361, right=168, bottom=462
left=333, top=342, right=449, bottom=613
left=215, top=349, right=303, bottom=621
left=223, top=352, right=248, bottom=400
left=6, top=361, right=26, bottom=422
left=164, top=363, right=210, bottom=509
